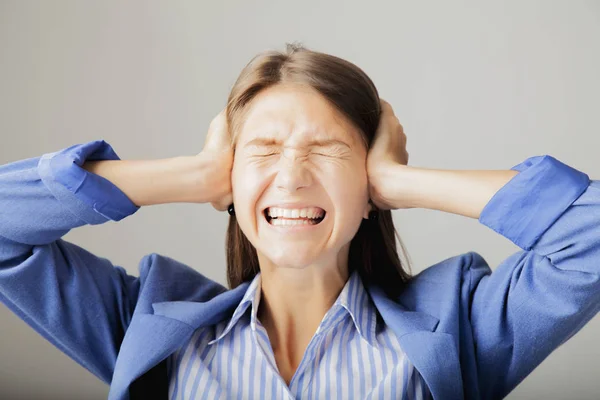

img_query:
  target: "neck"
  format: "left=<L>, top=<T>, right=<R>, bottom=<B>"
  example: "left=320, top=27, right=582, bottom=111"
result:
left=255, top=248, right=350, bottom=367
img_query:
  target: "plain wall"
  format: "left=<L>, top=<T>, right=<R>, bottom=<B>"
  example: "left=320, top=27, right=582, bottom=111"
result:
left=1, top=1, right=599, bottom=398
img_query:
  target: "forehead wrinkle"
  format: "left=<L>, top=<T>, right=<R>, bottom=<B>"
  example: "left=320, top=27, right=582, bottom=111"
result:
left=242, top=131, right=353, bottom=150
left=241, top=117, right=357, bottom=148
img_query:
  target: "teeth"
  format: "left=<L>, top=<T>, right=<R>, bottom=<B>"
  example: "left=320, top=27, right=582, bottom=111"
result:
left=270, top=219, right=318, bottom=226
left=267, top=207, right=325, bottom=219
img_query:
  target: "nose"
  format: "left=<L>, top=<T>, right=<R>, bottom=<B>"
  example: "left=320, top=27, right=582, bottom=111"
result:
left=273, top=149, right=313, bottom=193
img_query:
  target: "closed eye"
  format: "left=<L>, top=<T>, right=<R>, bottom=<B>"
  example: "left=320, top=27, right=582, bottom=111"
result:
left=311, top=147, right=351, bottom=159
left=245, top=146, right=280, bottom=157
left=255, top=151, right=279, bottom=157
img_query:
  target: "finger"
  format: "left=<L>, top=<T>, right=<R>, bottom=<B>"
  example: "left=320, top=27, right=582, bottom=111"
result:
left=211, top=201, right=228, bottom=212
left=222, top=193, right=233, bottom=208
left=204, top=111, right=230, bottom=152
left=380, top=99, right=394, bottom=115
left=214, top=192, right=233, bottom=212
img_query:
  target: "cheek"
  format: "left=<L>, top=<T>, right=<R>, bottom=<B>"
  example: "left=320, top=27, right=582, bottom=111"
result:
left=231, top=164, right=266, bottom=230
left=232, top=155, right=253, bottom=195
left=324, top=162, right=369, bottom=205
left=326, top=167, right=369, bottom=232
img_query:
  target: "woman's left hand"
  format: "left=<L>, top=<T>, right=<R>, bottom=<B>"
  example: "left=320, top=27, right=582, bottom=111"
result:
left=367, top=99, right=409, bottom=210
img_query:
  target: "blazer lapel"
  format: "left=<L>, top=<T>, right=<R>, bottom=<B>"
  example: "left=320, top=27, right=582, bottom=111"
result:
left=109, top=280, right=462, bottom=399
left=367, top=284, right=464, bottom=400
left=108, top=314, right=193, bottom=400
left=108, top=283, right=250, bottom=400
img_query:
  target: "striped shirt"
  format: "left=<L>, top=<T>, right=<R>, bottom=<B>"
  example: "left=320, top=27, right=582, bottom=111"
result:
left=167, top=269, right=432, bottom=399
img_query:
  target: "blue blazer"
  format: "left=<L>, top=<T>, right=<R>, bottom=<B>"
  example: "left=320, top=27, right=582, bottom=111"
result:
left=0, top=140, right=598, bottom=400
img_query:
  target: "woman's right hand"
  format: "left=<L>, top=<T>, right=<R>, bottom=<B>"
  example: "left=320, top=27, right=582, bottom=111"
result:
left=197, top=109, right=234, bottom=211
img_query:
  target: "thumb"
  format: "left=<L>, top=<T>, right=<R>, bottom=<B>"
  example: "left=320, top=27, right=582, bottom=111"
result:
left=203, top=110, right=231, bottom=153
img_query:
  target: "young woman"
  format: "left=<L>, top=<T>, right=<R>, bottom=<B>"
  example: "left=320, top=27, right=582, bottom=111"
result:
left=1, top=44, right=598, bottom=400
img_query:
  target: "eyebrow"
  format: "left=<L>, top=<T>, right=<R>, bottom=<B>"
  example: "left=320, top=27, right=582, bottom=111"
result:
left=243, top=137, right=352, bottom=149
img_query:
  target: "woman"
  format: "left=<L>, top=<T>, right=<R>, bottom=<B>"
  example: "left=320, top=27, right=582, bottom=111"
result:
left=0, top=44, right=598, bottom=400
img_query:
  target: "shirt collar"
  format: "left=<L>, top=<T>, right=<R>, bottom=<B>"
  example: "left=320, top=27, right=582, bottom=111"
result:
left=207, top=272, right=259, bottom=345
left=333, top=269, right=377, bottom=345
left=208, top=269, right=377, bottom=346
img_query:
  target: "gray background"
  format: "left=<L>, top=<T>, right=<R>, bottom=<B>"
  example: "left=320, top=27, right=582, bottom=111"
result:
left=1, top=1, right=599, bottom=399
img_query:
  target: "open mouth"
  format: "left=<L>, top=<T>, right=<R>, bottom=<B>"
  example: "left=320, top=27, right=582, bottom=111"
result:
left=264, top=207, right=326, bottom=226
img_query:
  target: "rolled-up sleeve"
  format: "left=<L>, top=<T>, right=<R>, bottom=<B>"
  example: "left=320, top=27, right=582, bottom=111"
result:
left=0, top=140, right=141, bottom=384
left=38, top=139, right=140, bottom=224
left=468, top=154, right=599, bottom=399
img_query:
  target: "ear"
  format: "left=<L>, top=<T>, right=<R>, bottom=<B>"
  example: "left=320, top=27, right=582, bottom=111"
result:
left=362, top=201, right=373, bottom=220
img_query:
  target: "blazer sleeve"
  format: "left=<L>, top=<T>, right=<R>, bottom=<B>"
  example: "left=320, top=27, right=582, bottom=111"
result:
left=468, top=154, right=599, bottom=398
left=0, top=140, right=141, bottom=384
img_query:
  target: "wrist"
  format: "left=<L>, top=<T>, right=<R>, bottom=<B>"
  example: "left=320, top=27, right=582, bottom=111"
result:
left=390, top=165, right=440, bottom=210
left=370, top=163, right=416, bottom=210
left=193, top=151, right=232, bottom=204
left=375, top=163, right=458, bottom=210
left=122, top=156, right=208, bottom=206
left=387, top=165, right=520, bottom=218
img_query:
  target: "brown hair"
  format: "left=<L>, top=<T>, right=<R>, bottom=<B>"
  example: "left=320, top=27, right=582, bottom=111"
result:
left=224, top=43, right=412, bottom=299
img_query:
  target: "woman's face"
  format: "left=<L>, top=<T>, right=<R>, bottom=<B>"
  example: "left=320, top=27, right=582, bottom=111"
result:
left=231, top=83, right=371, bottom=271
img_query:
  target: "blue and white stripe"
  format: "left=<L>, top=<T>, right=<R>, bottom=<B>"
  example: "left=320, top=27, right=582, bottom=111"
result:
left=167, top=269, right=432, bottom=399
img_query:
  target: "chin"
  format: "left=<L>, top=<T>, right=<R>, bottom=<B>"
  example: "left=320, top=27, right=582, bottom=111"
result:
left=261, top=249, right=321, bottom=270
